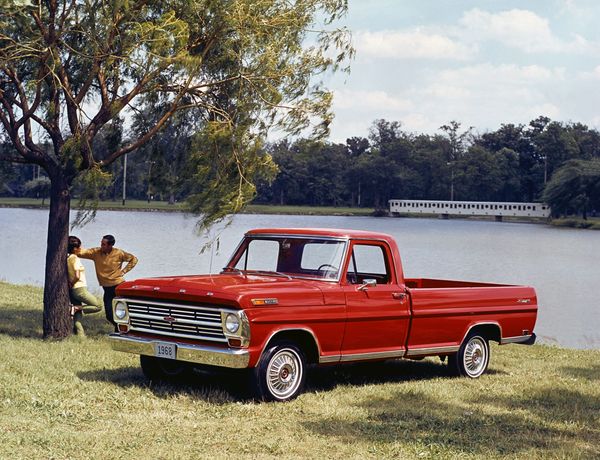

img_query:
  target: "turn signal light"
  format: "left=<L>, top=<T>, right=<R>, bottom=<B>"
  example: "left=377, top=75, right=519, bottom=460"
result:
left=251, top=298, right=278, bottom=306
left=228, top=338, right=242, bottom=347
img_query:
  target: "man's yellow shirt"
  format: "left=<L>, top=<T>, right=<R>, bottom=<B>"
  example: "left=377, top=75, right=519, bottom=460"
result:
left=78, top=247, right=138, bottom=287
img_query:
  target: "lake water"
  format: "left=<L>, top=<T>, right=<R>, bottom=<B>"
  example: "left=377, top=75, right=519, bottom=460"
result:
left=0, top=207, right=598, bottom=349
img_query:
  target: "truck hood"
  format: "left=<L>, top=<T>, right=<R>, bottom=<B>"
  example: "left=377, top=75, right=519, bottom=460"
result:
left=117, top=273, right=330, bottom=308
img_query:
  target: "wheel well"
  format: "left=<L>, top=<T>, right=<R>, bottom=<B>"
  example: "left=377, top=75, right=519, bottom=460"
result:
left=266, top=330, right=320, bottom=364
left=467, top=323, right=501, bottom=344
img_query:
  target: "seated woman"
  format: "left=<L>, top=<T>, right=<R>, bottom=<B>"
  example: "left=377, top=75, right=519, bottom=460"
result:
left=67, top=236, right=103, bottom=335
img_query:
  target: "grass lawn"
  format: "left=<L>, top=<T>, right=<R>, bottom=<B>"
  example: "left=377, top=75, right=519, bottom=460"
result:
left=0, top=282, right=599, bottom=459
left=550, top=217, right=600, bottom=230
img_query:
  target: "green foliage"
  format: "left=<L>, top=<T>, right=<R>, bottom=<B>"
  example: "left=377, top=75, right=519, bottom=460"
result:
left=1, top=0, right=352, bottom=211
left=23, top=176, right=50, bottom=202
left=543, top=159, right=600, bottom=219
left=71, top=166, right=113, bottom=227
left=184, top=121, right=278, bottom=232
left=254, top=117, right=600, bottom=209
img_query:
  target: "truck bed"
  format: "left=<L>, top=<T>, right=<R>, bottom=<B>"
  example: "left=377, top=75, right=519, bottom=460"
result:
left=404, top=278, right=538, bottom=353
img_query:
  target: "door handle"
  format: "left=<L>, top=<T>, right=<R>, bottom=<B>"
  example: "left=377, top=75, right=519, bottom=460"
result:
left=392, top=292, right=406, bottom=301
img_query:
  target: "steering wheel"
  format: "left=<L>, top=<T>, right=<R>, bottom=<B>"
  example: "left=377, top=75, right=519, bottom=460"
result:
left=317, top=264, right=338, bottom=278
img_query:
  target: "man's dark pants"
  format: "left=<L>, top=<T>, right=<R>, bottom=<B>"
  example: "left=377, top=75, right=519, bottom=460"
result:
left=102, top=285, right=119, bottom=329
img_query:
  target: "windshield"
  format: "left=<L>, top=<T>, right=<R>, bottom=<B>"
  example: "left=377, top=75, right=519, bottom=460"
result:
left=226, top=236, right=347, bottom=281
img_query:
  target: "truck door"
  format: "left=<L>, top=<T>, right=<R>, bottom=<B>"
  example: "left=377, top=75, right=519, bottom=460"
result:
left=340, top=241, right=411, bottom=360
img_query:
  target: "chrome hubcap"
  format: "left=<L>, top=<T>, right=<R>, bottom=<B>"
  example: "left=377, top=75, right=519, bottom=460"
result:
left=267, top=349, right=302, bottom=399
left=464, top=337, right=487, bottom=377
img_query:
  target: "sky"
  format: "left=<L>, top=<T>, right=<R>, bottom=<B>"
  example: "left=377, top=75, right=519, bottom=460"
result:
left=324, top=0, right=600, bottom=143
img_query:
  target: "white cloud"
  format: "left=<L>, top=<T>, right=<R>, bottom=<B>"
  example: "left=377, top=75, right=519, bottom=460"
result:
left=434, top=64, right=565, bottom=87
left=357, top=29, right=475, bottom=60
left=326, top=2, right=600, bottom=142
left=581, top=65, right=600, bottom=79
left=416, top=64, right=565, bottom=124
left=590, top=116, right=600, bottom=130
left=330, top=63, right=568, bottom=140
left=460, top=8, right=599, bottom=55
left=460, top=9, right=557, bottom=53
left=334, top=89, right=413, bottom=111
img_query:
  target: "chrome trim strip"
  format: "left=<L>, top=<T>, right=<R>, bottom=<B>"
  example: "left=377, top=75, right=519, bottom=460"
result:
left=125, top=326, right=228, bottom=343
left=108, top=334, right=250, bottom=369
left=500, top=334, right=533, bottom=345
left=123, top=298, right=238, bottom=314
left=259, top=327, right=323, bottom=364
left=339, top=349, right=405, bottom=363
left=405, top=346, right=460, bottom=356
left=319, top=355, right=341, bottom=364
left=461, top=322, right=503, bottom=344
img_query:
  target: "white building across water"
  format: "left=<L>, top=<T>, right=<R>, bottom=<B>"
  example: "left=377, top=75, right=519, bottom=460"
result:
left=389, top=199, right=551, bottom=219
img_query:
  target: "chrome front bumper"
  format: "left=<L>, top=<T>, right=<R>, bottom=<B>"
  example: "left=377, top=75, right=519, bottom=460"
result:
left=108, top=334, right=250, bottom=369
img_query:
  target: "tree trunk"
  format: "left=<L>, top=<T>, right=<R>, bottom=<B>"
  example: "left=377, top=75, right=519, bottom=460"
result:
left=42, top=175, right=72, bottom=339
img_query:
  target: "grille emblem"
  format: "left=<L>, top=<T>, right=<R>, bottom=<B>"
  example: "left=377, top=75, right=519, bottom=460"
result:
left=163, top=316, right=177, bottom=323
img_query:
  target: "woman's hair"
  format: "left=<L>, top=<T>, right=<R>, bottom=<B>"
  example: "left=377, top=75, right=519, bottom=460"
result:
left=68, top=236, right=81, bottom=254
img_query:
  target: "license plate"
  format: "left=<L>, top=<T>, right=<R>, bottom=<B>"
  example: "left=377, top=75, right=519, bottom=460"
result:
left=155, top=342, right=177, bottom=360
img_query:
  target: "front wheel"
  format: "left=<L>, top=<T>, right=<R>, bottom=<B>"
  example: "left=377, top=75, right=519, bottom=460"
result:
left=253, top=341, right=307, bottom=402
left=140, top=355, right=188, bottom=381
left=448, top=334, right=490, bottom=378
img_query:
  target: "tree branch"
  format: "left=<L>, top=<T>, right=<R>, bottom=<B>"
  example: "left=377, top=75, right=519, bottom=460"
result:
left=101, top=103, right=195, bottom=166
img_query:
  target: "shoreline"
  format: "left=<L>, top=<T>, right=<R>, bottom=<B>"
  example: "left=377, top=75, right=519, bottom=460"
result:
left=1, top=198, right=598, bottom=228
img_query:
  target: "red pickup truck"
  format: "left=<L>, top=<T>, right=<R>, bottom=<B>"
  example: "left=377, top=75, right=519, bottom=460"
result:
left=109, top=228, right=538, bottom=401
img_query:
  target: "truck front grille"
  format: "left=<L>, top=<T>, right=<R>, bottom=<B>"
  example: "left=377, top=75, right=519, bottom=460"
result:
left=125, top=299, right=227, bottom=342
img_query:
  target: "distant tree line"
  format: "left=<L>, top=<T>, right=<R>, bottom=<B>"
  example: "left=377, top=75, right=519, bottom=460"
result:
left=256, top=116, right=600, bottom=218
left=2, top=116, right=600, bottom=218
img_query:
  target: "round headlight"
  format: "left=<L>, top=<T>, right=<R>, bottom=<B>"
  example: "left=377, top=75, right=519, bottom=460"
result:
left=114, top=301, right=128, bottom=320
left=225, top=313, right=240, bottom=333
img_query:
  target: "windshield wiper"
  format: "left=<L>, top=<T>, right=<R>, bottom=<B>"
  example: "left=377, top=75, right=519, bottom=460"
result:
left=244, top=270, right=293, bottom=280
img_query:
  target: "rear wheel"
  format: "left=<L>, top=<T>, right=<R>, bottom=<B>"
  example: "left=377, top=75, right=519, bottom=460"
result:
left=448, top=333, right=490, bottom=378
left=253, top=341, right=307, bottom=402
left=140, top=355, right=188, bottom=381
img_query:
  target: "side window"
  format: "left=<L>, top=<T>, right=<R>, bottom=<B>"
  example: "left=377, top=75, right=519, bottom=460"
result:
left=350, top=244, right=390, bottom=284
left=235, top=239, right=279, bottom=271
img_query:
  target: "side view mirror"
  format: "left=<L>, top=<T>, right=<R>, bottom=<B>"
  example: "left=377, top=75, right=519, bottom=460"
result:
left=357, top=279, right=377, bottom=291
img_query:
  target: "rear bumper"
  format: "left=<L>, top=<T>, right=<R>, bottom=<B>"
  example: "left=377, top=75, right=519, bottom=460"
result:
left=500, top=333, right=536, bottom=346
left=108, top=333, right=250, bottom=369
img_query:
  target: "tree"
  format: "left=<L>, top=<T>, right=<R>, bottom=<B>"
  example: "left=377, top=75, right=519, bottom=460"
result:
left=439, top=121, right=473, bottom=200
left=535, top=121, right=579, bottom=184
left=542, top=159, right=600, bottom=219
left=0, top=0, right=353, bottom=338
left=454, top=145, right=505, bottom=201
left=23, top=176, right=51, bottom=204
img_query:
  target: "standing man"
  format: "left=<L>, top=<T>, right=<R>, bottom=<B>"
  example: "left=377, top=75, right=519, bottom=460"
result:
left=79, top=234, right=138, bottom=329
